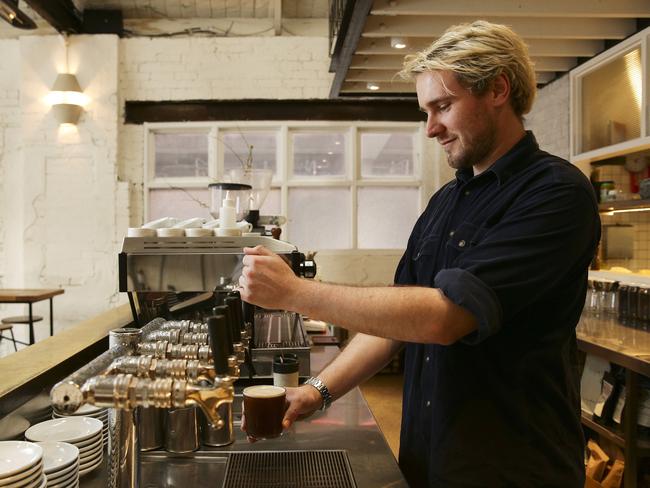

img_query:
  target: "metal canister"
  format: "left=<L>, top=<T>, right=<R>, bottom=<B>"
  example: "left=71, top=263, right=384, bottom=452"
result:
left=138, top=407, right=164, bottom=451
left=165, top=406, right=200, bottom=453
left=199, top=403, right=234, bottom=447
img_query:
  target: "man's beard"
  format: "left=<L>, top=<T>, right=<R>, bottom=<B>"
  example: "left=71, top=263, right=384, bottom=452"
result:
left=445, top=122, right=497, bottom=171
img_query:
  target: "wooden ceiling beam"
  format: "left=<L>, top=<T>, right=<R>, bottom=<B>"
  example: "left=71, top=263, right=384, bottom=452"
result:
left=371, top=0, right=650, bottom=18
left=363, top=15, right=636, bottom=39
left=23, top=0, right=82, bottom=33
left=356, top=37, right=605, bottom=58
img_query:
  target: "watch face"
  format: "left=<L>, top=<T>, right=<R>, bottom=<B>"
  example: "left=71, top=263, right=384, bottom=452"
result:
left=625, top=155, right=648, bottom=173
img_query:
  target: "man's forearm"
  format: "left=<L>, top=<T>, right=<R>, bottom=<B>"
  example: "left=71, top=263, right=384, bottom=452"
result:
left=316, top=333, right=403, bottom=402
left=290, top=279, right=476, bottom=344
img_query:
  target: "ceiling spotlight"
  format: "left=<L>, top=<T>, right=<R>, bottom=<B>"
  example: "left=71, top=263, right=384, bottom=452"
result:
left=366, top=82, right=380, bottom=91
left=0, top=0, right=37, bottom=29
left=391, top=37, right=407, bottom=49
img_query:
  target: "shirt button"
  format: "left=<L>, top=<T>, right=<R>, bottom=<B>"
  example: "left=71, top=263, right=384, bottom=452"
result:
left=458, top=240, right=466, bottom=247
left=426, top=400, right=431, bottom=407
left=448, top=230, right=455, bottom=237
left=464, top=190, right=470, bottom=196
left=425, top=356, right=430, bottom=362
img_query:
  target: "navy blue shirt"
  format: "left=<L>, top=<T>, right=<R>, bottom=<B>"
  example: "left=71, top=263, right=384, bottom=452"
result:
left=395, top=132, right=600, bottom=487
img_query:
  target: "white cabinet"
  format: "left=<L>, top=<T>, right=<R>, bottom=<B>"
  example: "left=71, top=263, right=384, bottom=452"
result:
left=571, top=27, right=649, bottom=164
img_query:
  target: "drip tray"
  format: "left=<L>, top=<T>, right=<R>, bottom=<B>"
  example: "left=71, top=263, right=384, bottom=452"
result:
left=140, top=450, right=356, bottom=488
left=224, top=450, right=356, bottom=488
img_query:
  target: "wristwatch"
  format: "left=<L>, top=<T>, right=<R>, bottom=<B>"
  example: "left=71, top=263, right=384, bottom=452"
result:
left=304, top=376, right=333, bottom=411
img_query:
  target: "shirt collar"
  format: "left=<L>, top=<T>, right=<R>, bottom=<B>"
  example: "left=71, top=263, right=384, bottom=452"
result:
left=454, top=131, right=539, bottom=186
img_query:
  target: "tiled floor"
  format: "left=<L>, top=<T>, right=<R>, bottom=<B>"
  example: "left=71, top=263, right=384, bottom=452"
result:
left=360, top=373, right=403, bottom=458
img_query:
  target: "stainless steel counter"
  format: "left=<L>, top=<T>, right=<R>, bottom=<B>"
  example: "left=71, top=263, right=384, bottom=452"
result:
left=577, top=315, right=650, bottom=376
left=80, top=346, right=407, bottom=487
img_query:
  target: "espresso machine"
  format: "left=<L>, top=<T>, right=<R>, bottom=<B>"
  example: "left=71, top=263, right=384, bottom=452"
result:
left=50, top=233, right=316, bottom=488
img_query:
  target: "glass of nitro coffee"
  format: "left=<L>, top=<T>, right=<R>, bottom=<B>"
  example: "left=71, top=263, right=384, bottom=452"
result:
left=243, top=385, right=286, bottom=440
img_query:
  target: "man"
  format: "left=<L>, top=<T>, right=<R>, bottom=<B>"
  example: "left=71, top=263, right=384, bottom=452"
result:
left=239, top=20, right=600, bottom=487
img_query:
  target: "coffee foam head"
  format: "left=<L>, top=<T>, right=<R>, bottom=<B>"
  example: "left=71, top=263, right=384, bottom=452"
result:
left=243, top=385, right=286, bottom=399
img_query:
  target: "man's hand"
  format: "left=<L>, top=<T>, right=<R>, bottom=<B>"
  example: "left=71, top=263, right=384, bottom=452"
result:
left=241, top=384, right=324, bottom=442
left=239, top=245, right=301, bottom=310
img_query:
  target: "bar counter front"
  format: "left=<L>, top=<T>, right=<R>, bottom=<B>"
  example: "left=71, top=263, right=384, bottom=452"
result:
left=0, top=309, right=407, bottom=488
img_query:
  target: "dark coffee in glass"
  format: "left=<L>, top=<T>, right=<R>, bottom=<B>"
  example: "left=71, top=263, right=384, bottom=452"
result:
left=243, top=385, right=286, bottom=440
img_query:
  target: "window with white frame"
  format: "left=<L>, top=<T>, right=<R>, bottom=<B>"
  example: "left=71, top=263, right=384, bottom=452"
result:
left=145, top=122, right=423, bottom=251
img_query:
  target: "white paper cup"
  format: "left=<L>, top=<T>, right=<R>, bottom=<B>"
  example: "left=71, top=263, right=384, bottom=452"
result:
left=215, top=228, right=241, bottom=237
left=185, top=228, right=213, bottom=237
left=127, top=228, right=156, bottom=238
left=156, top=228, right=185, bottom=237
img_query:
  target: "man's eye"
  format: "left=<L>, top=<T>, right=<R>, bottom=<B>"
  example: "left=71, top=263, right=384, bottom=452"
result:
left=438, top=103, right=450, bottom=112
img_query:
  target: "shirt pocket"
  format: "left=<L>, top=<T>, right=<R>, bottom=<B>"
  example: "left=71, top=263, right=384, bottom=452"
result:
left=445, top=222, right=488, bottom=265
left=412, top=235, right=441, bottom=285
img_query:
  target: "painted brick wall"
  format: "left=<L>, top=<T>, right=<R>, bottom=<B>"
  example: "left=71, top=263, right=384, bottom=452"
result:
left=525, top=74, right=571, bottom=161
left=0, top=40, right=20, bottom=291
left=0, top=35, right=129, bottom=341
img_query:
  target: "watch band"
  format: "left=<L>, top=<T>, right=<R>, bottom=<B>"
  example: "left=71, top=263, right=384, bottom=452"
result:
left=304, top=376, right=333, bottom=411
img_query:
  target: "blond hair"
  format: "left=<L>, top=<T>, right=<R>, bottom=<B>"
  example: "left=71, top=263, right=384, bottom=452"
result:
left=399, top=20, right=536, bottom=116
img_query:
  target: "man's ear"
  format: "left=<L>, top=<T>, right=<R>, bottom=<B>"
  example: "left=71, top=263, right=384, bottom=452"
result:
left=490, top=73, right=511, bottom=108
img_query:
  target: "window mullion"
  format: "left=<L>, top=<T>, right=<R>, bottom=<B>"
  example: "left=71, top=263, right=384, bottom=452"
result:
left=351, top=125, right=358, bottom=250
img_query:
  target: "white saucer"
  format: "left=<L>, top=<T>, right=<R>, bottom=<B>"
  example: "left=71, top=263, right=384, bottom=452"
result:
left=0, top=442, right=43, bottom=479
left=78, top=443, right=102, bottom=462
left=33, top=443, right=78, bottom=476
left=77, top=457, right=102, bottom=477
left=1, top=465, right=41, bottom=488
left=46, top=467, right=77, bottom=488
left=0, top=461, right=42, bottom=488
left=0, top=415, right=31, bottom=442
left=69, top=433, right=101, bottom=451
left=78, top=450, right=102, bottom=470
left=26, top=418, right=102, bottom=445
left=43, top=462, right=77, bottom=484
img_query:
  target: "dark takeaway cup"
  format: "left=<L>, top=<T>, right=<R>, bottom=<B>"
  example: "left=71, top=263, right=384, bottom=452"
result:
left=243, top=385, right=286, bottom=440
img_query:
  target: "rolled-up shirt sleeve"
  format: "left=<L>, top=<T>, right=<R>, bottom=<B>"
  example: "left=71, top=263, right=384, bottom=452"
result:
left=435, top=268, right=502, bottom=344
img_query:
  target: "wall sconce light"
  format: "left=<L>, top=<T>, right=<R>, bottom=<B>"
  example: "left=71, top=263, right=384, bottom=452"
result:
left=0, top=0, right=37, bottom=29
left=366, top=82, right=380, bottom=91
left=48, top=73, right=85, bottom=125
left=390, top=37, right=407, bottom=49
left=46, top=36, right=87, bottom=126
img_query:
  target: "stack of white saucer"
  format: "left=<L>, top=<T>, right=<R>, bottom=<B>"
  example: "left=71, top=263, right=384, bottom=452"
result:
left=53, top=404, right=108, bottom=449
left=25, top=418, right=103, bottom=477
left=35, top=442, right=79, bottom=488
left=16, top=394, right=53, bottom=425
left=0, top=441, right=45, bottom=488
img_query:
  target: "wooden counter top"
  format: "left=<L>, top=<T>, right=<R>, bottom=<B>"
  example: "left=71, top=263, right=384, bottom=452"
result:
left=0, top=304, right=132, bottom=398
left=0, top=289, right=64, bottom=302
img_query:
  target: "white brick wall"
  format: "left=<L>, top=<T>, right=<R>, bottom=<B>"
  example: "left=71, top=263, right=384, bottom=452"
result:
left=119, top=37, right=333, bottom=102
left=0, top=40, right=20, bottom=291
left=526, top=74, right=571, bottom=161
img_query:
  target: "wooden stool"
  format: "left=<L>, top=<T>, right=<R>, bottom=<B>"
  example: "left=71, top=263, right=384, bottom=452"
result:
left=1, top=316, right=43, bottom=347
left=0, top=323, right=18, bottom=352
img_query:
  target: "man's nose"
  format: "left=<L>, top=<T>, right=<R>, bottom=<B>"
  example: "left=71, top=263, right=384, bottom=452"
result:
left=426, top=115, right=443, bottom=139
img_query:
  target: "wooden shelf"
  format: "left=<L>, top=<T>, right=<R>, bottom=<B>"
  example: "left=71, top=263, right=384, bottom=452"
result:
left=599, top=200, right=650, bottom=214
left=581, top=414, right=650, bottom=456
